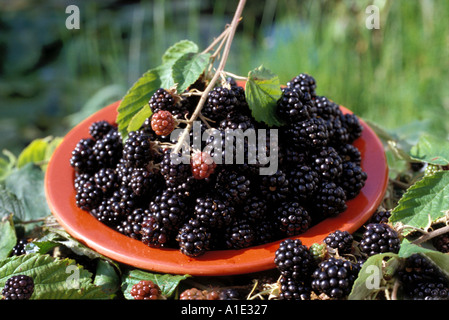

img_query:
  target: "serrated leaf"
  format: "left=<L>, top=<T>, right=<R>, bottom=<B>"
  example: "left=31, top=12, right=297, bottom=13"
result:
left=0, top=183, right=25, bottom=219
left=127, top=104, right=153, bottom=133
left=122, top=269, right=190, bottom=299
left=162, top=40, right=198, bottom=64
left=390, top=171, right=449, bottom=234
left=17, top=138, right=48, bottom=168
left=172, top=52, right=210, bottom=92
left=0, top=215, right=16, bottom=259
left=0, top=150, right=17, bottom=181
left=409, top=133, right=449, bottom=165
left=349, top=253, right=400, bottom=300
left=94, top=260, right=120, bottom=295
left=0, top=253, right=112, bottom=299
left=245, top=66, right=283, bottom=127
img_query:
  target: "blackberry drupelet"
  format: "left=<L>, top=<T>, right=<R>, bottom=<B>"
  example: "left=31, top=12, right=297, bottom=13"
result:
left=160, top=151, right=191, bottom=187
left=215, top=167, right=251, bottom=205
left=311, top=146, right=343, bottom=181
left=92, top=130, right=123, bottom=169
left=359, top=223, right=400, bottom=257
left=177, top=218, right=211, bottom=257
left=70, top=138, right=97, bottom=173
left=311, top=257, right=360, bottom=299
left=276, top=87, right=312, bottom=124
left=275, top=201, right=312, bottom=237
left=122, top=130, right=153, bottom=168
left=130, top=280, right=161, bottom=300
left=94, top=168, right=119, bottom=195
left=223, top=218, right=255, bottom=250
left=285, top=117, right=329, bottom=150
left=324, top=230, right=354, bottom=255
left=286, top=73, right=317, bottom=99
left=274, top=239, right=316, bottom=281
left=149, top=188, right=188, bottom=232
left=338, top=161, right=367, bottom=199
left=149, top=88, right=188, bottom=119
left=279, top=276, right=311, bottom=300
left=259, top=169, right=290, bottom=203
left=2, top=275, right=34, bottom=300
left=288, top=165, right=320, bottom=200
left=313, top=181, right=347, bottom=218
left=194, top=196, right=234, bottom=229
left=150, top=110, right=177, bottom=136
left=89, top=120, right=115, bottom=140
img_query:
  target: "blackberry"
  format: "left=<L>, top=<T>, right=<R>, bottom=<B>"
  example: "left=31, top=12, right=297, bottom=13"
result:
left=340, top=113, right=363, bottom=143
left=12, top=239, right=28, bottom=256
left=288, top=165, right=320, bottom=200
left=323, top=230, right=354, bottom=255
left=116, top=208, right=149, bottom=240
left=369, top=209, right=392, bottom=224
left=433, top=232, right=449, bottom=253
left=151, top=110, right=177, bottom=136
left=309, top=242, right=328, bottom=263
left=160, top=151, right=191, bottom=187
left=149, top=188, right=188, bottom=232
left=1, top=275, right=34, bottom=300
left=311, top=146, right=343, bottom=181
left=128, top=167, right=161, bottom=196
left=274, top=239, right=316, bottom=281
left=92, top=130, right=123, bottom=169
left=259, top=169, right=290, bottom=203
left=130, top=280, right=161, bottom=300
left=215, top=168, right=251, bottom=205
left=223, top=218, right=255, bottom=250
left=122, top=130, right=153, bottom=168
left=94, top=168, right=119, bottom=195
left=253, top=219, right=276, bottom=245
left=89, top=120, right=115, bottom=140
left=275, top=201, right=312, bottom=237
left=202, top=86, right=246, bottom=122
left=191, top=151, right=217, bottom=180
left=70, top=138, right=97, bottom=173
left=74, top=172, right=94, bottom=190
left=337, top=143, right=362, bottom=165
left=399, top=253, right=448, bottom=288
left=177, top=218, right=211, bottom=257
left=149, top=88, right=188, bottom=119
left=241, top=195, right=268, bottom=224
left=282, top=145, right=308, bottom=168
left=276, top=87, right=312, bottom=124
left=91, top=197, right=123, bottom=227
left=75, top=180, right=103, bottom=211
left=359, top=223, right=400, bottom=257
left=409, top=282, right=449, bottom=300
left=313, top=181, right=347, bottom=218
left=218, top=112, right=256, bottom=131
left=218, top=288, right=240, bottom=300
left=194, top=196, right=234, bottom=229
left=424, top=164, right=442, bottom=177
left=285, top=117, right=329, bottom=150
left=279, top=276, right=311, bottom=300
left=338, top=161, right=367, bottom=199
left=314, top=96, right=342, bottom=120
left=179, top=288, right=207, bottom=300
left=140, top=214, right=172, bottom=248
left=311, top=257, right=360, bottom=299
left=287, top=73, right=317, bottom=99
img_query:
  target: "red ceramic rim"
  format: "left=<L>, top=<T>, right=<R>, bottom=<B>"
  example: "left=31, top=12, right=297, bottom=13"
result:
left=45, top=100, right=388, bottom=276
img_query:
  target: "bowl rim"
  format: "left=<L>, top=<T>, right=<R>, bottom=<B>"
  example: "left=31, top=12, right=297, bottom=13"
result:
left=45, top=100, right=388, bottom=276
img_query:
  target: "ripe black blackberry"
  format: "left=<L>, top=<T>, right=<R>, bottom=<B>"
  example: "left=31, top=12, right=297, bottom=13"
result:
left=285, top=117, right=329, bottom=150
left=1, top=275, right=34, bottom=300
left=433, top=232, right=449, bottom=253
left=223, top=218, right=255, bottom=250
left=276, top=87, right=312, bottom=124
left=369, top=209, right=392, bottom=224
left=218, top=112, right=256, bottom=131
left=279, top=276, right=311, bottom=300
left=282, top=145, right=308, bottom=168
left=149, top=188, right=188, bottom=232
left=340, top=113, right=363, bottom=143
left=160, top=151, right=191, bottom=187
left=75, top=180, right=103, bottom=212
left=128, top=167, right=161, bottom=196
left=338, top=161, right=367, bottom=200
left=92, top=130, right=123, bottom=169
left=337, top=143, right=362, bottom=165
left=288, top=165, right=320, bottom=200
left=149, top=88, right=188, bottom=119
left=313, top=181, right=347, bottom=218
left=253, top=219, right=276, bottom=245
left=218, top=288, right=240, bottom=300
left=399, top=253, right=448, bottom=288
left=241, top=195, right=268, bottom=224
left=94, top=168, right=119, bottom=195
left=130, top=280, right=161, bottom=300
left=359, top=223, right=400, bottom=257
left=202, top=86, right=245, bottom=121
left=314, top=96, right=342, bottom=120
left=287, top=73, right=317, bottom=99
left=89, top=120, right=115, bottom=140
left=12, top=239, right=28, bottom=256
left=140, top=214, right=172, bottom=248
left=410, top=282, right=449, bottom=300
left=311, top=257, right=360, bottom=299
left=259, top=169, right=290, bottom=203
left=122, top=130, right=153, bottom=168
left=275, top=201, right=312, bottom=237
left=70, top=138, right=97, bottom=173
left=215, top=167, right=251, bottom=205
left=176, top=218, right=212, bottom=257
left=311, top=146, right=343, bottom=181
left=91, top=196, right=123, bottom=227
left=116, top=208, right=149, bottom=240
left=274, top=239, right=316, bottom=281
left=323, top=230, right=354, bottom=255
left=194, top=196, right=234, bottom=229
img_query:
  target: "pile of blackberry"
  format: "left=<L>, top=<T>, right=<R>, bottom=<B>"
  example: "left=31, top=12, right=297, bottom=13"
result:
left=69, top=73, right=367, bottom=257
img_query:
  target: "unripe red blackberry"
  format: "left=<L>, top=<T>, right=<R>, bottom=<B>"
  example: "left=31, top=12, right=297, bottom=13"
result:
left=190, top=151, right=216, bottom=180
left=150, top=110, right=177, bottom=136
left=2, top=275, right=34, bottom=300
left=130, top=280, right=161, bottom=300
left=179, top=288, right=207, bottom=300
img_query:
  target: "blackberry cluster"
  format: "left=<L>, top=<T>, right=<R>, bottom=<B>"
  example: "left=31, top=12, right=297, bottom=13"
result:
left=323, top=230, right=354, bottom=255
left=2, top=275, right=34, bottom=300
left=70, top=73, right=366, bottom=258
left=359, top=223, right=400, bottom=257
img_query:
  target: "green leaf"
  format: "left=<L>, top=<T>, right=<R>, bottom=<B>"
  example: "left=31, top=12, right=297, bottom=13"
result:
left=349, top=253, right=400, bottom=300
left=121, top=269, right=190, bottom=299
left=0, top=253, right=112, bottom=299
left=172, top=52, right=211, bottom=92
left=94, top=260, right=120, bottom=295
left=245, top=65, right=283, bottom=127
left=409, top=133, right=449, bottom=165
left=0, top=150, right=17, bottom=181
left=0, top=183, right=25, bottom=219
left=127, top=104, right=153, bottom=133
left=162, top=40, right=199, bottom=64
left=390, top=171, right=449, bottom=234
left=17, top=138, right=48, bottom=168
left=0, top=215, right=16, bottom=259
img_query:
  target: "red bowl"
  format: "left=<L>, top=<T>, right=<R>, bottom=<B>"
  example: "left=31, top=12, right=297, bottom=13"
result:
left=45, top=100, right=388, bottom=276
